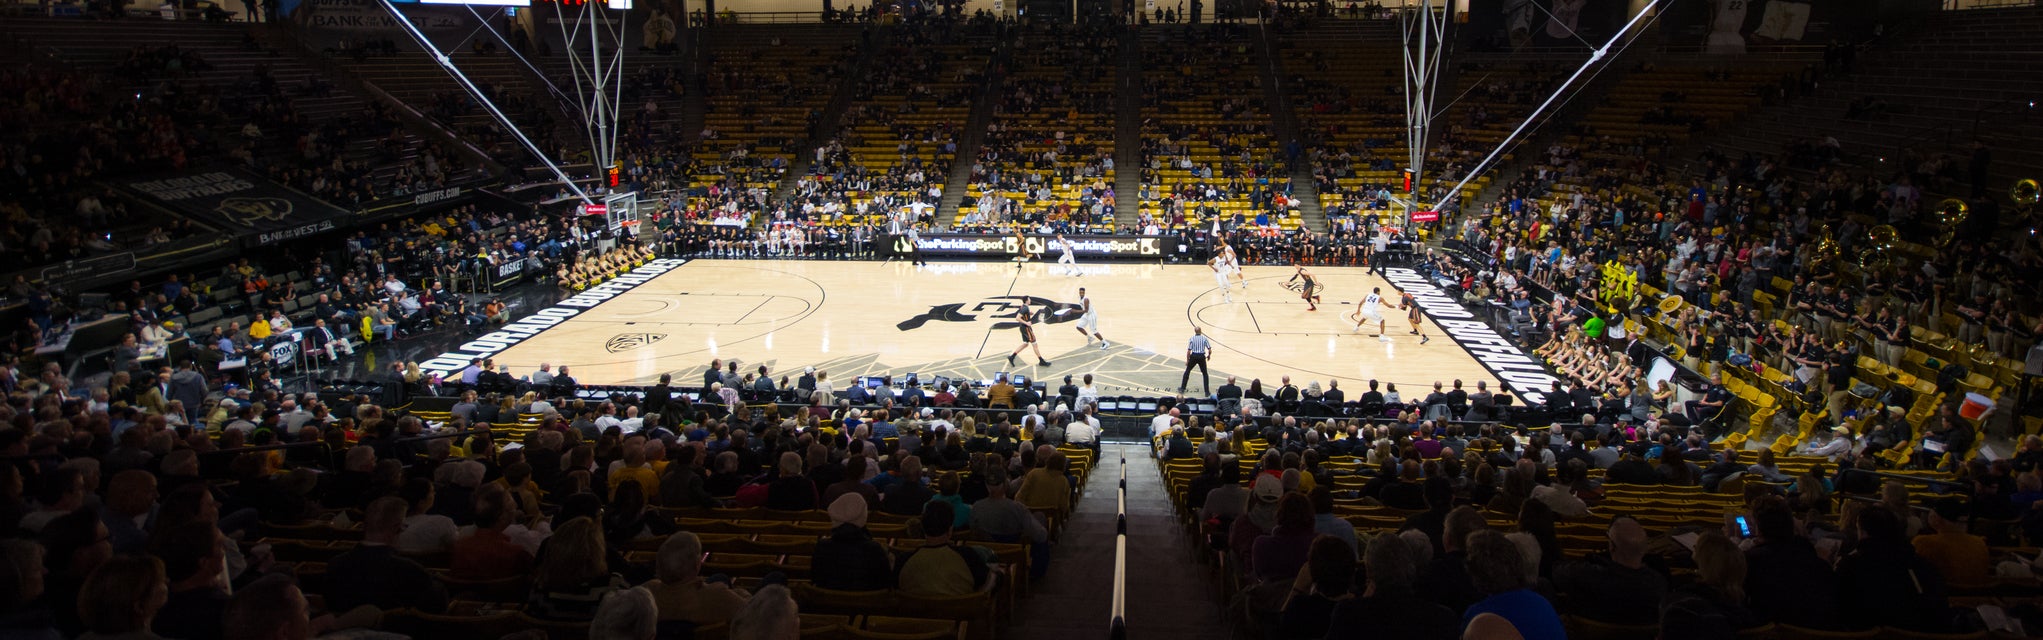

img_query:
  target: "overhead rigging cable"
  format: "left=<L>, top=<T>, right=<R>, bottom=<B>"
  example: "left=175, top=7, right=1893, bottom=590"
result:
left=1511, top=5, right=1671, bottom=144
left=376, top=0, right=594, bottom=205
left=1429, top=0, right=1667, bottom=212
left=464, top=5, right=585, bottom=121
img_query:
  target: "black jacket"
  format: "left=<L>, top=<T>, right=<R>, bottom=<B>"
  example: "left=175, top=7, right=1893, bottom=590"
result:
left=813, top=524, right=896, bottom=591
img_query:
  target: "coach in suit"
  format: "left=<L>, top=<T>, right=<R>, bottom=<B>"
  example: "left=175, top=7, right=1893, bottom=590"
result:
left=644, top=374, right=672, bottom=417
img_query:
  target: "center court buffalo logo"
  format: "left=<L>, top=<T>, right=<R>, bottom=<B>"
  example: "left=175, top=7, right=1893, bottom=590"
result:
left=1280, top=279, right=1325, bottom=296
left=215, top=196, right=294, bottom=227
left=605, top=333, right=668, bottom=353
left=897, top=296, right=1083, bottom=331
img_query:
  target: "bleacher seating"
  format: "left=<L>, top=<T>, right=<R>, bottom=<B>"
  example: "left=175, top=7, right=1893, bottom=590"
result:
left=1137, top=24, right=1296, bottom=230
left=956, top=22, right=1118, bottom=229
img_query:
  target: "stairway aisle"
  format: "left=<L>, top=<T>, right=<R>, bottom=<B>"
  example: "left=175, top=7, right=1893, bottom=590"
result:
left=772, top=25, right=881, bottom=206
left=936, top=30, right=1012, bottom=228
left=1113, top=30, right=1145, bottom=225
left=1254, top=23, right=1322, bottom=232
left=1006, top=444, right=1231, bottom=640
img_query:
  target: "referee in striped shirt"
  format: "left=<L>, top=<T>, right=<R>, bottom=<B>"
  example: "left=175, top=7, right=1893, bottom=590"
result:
left=1180, top=326, right=1211, bottom=395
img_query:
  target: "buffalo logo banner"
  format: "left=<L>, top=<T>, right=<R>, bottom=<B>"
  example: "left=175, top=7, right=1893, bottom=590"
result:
left=897, top=296, right=1084, bottom=331
left=118, top=167, right=352, bottom=236
left=605, top=333, right=669, bottom=353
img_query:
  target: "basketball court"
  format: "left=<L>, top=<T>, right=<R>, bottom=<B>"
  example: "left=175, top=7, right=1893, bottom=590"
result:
left=483, top=259, right=1503, bottom=395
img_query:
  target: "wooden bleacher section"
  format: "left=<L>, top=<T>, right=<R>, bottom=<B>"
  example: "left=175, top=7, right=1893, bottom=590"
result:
left=817, top=29, right=994, bottom=226
left=691, top=25, right=857, bottom=218
left=1136, top=25, right=1295, bottom=230
left=957, top=23, right=1117, bottom=227
left=254, top=434, right=1098, bottom=640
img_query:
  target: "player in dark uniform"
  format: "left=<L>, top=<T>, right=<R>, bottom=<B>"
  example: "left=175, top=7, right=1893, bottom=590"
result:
left=1402, top=290, right=1431, bottom=344
left=1005, top=303, right=1053, bottom=367
left=1288, top=265, right=1323, bottom=311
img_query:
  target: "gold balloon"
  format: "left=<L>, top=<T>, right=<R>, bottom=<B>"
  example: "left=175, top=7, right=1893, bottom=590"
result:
left=2014, top=179, right=2040, bottom=207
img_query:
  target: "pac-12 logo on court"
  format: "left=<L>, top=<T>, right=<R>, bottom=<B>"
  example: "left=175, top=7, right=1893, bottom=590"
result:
left=605, top=333, right=668, bottom=353
left=897, top=296, right=1083, bottom=331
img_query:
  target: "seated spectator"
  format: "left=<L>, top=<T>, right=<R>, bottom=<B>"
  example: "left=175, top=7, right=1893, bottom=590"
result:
left=1015, top=450, right=1074, bottom=516
left=150, top=522, right=231, bottom=640
left=1309, top=487, right=1359, bottom=556
left=1412, top=501, right=1490, bottom=618
left=1326, top=534, right=1460, bottom=640
left=1277, top=536, right=1355, bottom=639
left=1229, top=476, right=1284, bottom=577
left=1552, top=518, right=1667, bottom=625
left=765, top=452, right=819, bottom=511
left=76, top=555, right=168, bottom=640
left=644, top=532, right=751, bottom=626
left=1660, top=532, right=1761, bottom=635
left=100, top=470, right=158, bottom=555
left=877, top=457, right=933, bottom=516
left=451, top=485, right=535, bottom=581
left=221, top=575, right=318, bottom=640
left=40, top=508, right=112, bottom=637
left=395, top=479, right=457, bottom=556
left=1742, top=496, right=1837, bottom=629
left=527, top=517, right=628, bottom=620
left=813, top=494, right=895, bottom=591
left=1250, top=493, right=1318, bottom=585
left=968, top=467, right=1047, bottom=577
left=589, top=587, right=659, bottom=640
left=0, top=539, right=58, bottom=640
left=820, top=456, right=880, bottom=508
left=1462, top=530, right=1565, bottom=640
left=1838, top=504, right=1949, bottom=631
left=1912, top=498, right=1989, bottom=587
left=324, top=497, right=449, bottom=614
left=729, top=584, right=800, bottom=640
left=895, top=501, right=993, bottom=597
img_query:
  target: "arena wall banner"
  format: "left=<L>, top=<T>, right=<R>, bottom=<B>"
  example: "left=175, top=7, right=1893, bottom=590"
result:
left=417, top=258, right=691, bottom=376
left=1379, top=267, right=1559, bottom=406
left=884, top=233, right=1164, bottom=260
left=118, top=168, right=353, bottom=240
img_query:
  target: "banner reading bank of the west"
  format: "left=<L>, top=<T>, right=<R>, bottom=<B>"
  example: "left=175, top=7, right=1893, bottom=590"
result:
left=884, top=233, right=1163, bottom=260
left=118, top=168, right=351, bottom=245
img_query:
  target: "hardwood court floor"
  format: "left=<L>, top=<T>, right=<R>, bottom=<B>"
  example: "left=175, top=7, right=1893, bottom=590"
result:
left=489, top=259, right=1501, bottom=395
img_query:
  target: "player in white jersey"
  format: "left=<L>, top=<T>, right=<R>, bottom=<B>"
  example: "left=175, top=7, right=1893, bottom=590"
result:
left=1208, top=254, right=1234, bottom=303
left=1348, top=287, right=1391, bottom=341
left=1055, top=233, right=1079, bottom=276
left=1068, top=287, right=1108, bottom=349
left=1219, top=241, right=1247, bottom=290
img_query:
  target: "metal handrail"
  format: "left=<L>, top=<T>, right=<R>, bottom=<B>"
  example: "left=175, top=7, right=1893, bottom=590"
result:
left=1108, top=456, right=1128, bottom=640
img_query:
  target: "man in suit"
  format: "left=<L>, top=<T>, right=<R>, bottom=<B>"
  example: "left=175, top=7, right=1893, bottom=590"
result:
left=1273, top=376, right=1300, bottom=413
left=305, top=319, right=354, bottom=365
left=1322, top=380, right=1345, bottom=405
left=1057, top=375, right=1080, bottom=410
left=550, top=366, right=578, bottom=398
left=703, top=359, right=723, bottom=390
left=797, top=367, right=817, bottom=394
left=1216, top=376, right=1243, bottom=403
